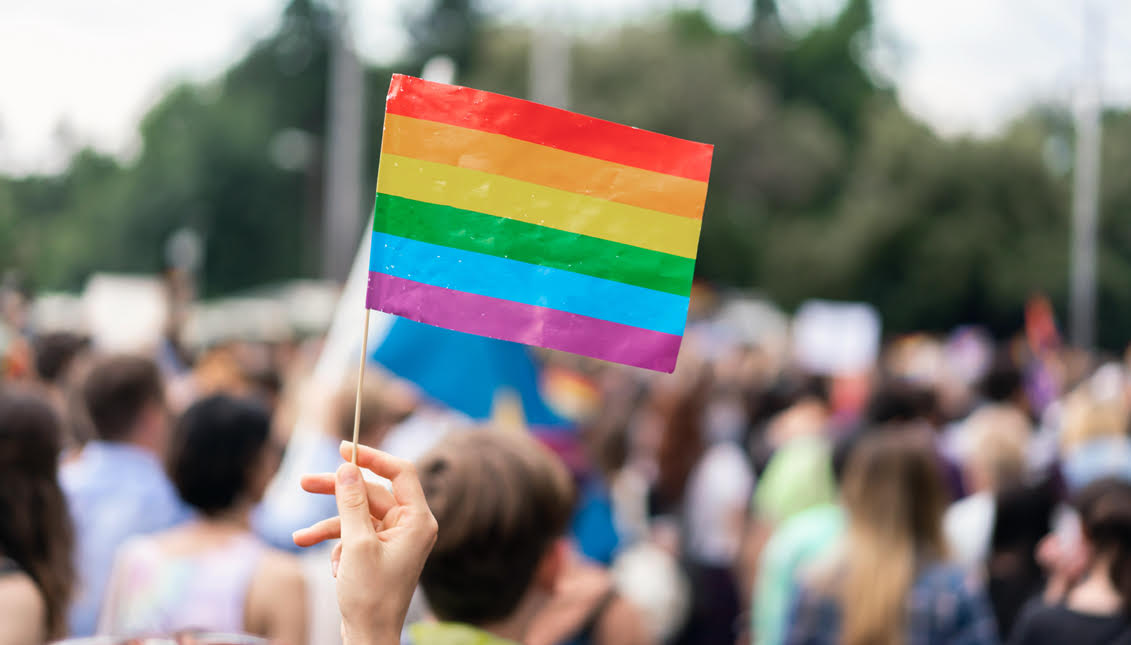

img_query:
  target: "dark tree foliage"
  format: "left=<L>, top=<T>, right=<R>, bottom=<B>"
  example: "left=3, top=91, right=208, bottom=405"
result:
left=3, top=0, right=1130, bottom=348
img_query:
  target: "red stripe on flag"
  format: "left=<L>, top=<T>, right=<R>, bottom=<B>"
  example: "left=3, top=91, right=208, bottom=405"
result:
left=384, top=74, right=713, bottom=183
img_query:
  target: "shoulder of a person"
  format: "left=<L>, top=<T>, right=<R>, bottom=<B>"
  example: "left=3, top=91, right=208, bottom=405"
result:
left=247, top=548, right=306, bottom=627
left=256, top=548, right=305, bottom=588
left=795, top=544, right=845, bottom=598
left=0, top=573, right=46, bottom=641
left=1007, top=599, right=1065, bottom=643
left=918, top=560, right=978, bottom=588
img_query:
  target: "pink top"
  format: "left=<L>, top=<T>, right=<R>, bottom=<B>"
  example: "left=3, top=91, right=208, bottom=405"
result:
left=97, top=531, right=266, bottom=637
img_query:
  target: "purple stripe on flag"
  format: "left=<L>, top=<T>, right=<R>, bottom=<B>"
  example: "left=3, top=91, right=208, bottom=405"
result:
left=366, top=271, right=682, bottom=372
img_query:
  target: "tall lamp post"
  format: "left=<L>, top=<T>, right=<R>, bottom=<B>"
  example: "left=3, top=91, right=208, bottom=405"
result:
left=1069, top=0, right=1103, bottom=350
left=322, top=0, right=365, bottom=283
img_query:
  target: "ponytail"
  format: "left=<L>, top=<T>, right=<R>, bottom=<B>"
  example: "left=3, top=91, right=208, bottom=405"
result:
left=1074, top=478, right=1131, bottom=614
left=1111, top=549, right=1131, bottom=615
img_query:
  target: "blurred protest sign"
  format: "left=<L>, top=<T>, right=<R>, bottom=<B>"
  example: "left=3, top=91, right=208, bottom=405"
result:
left=363, top=74, right=713, bottom=373
left=792, top=299, right=881, bottom=375
left=83, top=274, right=168, bottom=353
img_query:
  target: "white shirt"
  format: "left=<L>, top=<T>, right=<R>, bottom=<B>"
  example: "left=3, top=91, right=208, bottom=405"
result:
left=944, top=491, right=996, bottom=569
left=683, top=442, right=755, bottom=566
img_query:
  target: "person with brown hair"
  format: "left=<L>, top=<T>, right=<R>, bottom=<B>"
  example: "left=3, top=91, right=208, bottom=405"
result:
left=784, top=429, right=999, bottom=645
left=1009, top=478, right=1131, bottom=644
left=0, top=386, right=75, bottom=645
left=61, top=354, right=191, bottom=636
left=295, top=430, right=649, bottom=645
left=405, top=429, right=577, bottom=642
left=32, top=331, right=95, bottom=452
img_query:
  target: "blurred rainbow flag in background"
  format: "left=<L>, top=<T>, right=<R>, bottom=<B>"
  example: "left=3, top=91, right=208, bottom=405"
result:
left=365, top=74, right=713, bottom=372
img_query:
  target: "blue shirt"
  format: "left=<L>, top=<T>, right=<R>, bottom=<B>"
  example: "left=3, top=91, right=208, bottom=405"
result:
left=785, top=562, right=999, bottom=645
left=61, top=441, right=192, bottom=636
left=253, top=432, right=343, bottom=552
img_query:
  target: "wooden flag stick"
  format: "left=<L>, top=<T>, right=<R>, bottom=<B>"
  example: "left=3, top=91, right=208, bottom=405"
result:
left=351, top=308, right=371, bottom=465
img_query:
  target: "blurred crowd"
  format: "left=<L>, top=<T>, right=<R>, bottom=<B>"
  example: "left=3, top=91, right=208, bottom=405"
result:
left=6, top=278, right=1131, bottom=645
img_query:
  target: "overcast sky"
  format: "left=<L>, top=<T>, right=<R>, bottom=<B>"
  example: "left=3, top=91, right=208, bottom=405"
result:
left=1, top=0, right=1128, bottom=175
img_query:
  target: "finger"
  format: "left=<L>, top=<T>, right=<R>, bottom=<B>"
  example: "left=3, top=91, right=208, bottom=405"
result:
left=339, top=441, right=429, bottom=509
left=293, top=516, right=341, bottom=547
left=300, top=473, right=336, bottom=494
left=293, top=512, right=385, bottom=547
left=331, top=541, right=343, bottom=578
left=335, top=462, right=375, bottom=542
left=300, top=473, right=398, bottom=519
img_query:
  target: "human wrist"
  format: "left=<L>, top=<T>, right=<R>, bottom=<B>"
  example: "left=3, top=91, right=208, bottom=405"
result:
left=341, top=622, right=402, bottom=645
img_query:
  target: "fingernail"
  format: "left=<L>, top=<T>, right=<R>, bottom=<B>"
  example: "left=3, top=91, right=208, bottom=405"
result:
left=338, top=462, right=359, bottom=485
left=331, top=558, right=339, bottom=577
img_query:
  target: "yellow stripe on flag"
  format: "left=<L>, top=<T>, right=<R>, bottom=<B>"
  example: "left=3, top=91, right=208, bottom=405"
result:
left=376, top=154, right=702, bottom=259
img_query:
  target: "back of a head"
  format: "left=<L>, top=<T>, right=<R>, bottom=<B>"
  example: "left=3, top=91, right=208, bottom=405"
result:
left=168, top=394, right=271, bottom=516
left=0, top=387, right=73, bottom=639
left=1075, top=478, right=1131, bottom=613
left=865, top=379, right=937, bottom=427
left=82, top=354, right=163, bottom=441
left=966, top=405, right=1031, bottom=492
left=838, top=429, right=949, bottom=645
left=979, top=351, right=1023, bottom=404
left=34, top=332, right=91, bottom=385
left=416, top=430, right=575, bottom=626
left=1060, top=386, right=1129, bottom=454
left=843, top=429, right=949, bottom=550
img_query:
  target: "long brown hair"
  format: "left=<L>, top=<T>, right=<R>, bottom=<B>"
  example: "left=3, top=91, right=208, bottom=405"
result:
left=838, top=429, right=949, bottom=645
left=0, top=386, right=75, bottom=639
left=655, top=371, right=711, bottom=507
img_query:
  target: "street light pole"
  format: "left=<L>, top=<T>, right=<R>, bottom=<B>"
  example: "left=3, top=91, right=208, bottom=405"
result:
left=529, top=6, right=571, bottom=109
left=1069, top=0, right=1102, bottom=349
left=322, top=0, right=365, bottom=283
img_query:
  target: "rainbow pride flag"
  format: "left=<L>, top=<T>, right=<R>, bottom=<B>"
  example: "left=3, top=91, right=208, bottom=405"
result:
left=365, top=74, right=713, bottom=372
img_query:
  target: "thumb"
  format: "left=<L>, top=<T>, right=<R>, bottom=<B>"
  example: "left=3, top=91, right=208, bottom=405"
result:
left=335, top=462, right=374, bottom=542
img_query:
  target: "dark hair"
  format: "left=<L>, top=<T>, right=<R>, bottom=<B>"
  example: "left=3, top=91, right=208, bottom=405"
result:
left=417, top=431, right=576, bottom=625
left=82, top=355, right=164, bottom=441
left=980, top=351, right=1023, bottom=404
left=865, top=379, right=937, bottom=426
left=655, top=372, right=713, bottom=508
left=987, top=478, right=1057, bottom=634
left=167, top=394, right=271, bottom=516
left=1074, top=478, right=1131, bottom=614
left=0, top=387, right=75, bottom=639
left=33, top=332, right=90, bottom=384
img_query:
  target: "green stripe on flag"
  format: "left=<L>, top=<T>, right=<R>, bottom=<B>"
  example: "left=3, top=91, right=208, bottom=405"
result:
left=373, top=193, right=695, bottom=296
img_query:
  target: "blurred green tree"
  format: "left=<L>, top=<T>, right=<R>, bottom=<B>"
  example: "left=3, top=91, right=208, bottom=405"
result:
left=5, top=0, right=1130, bottom=349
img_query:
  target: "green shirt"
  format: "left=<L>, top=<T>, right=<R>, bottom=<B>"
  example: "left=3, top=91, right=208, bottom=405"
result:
left=408, top=622, right=520, bottom=645
left=752, top=503, right=845, bottom=645
left=753, top=435, right=837, bottom=524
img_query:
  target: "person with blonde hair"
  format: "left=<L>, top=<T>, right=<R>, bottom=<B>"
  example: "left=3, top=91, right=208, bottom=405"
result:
left=945, top=405, right=1032, bottom=569
left=1059, top=367, right=1131, bottom=491
left=784, top=429, right=999, bottom=645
